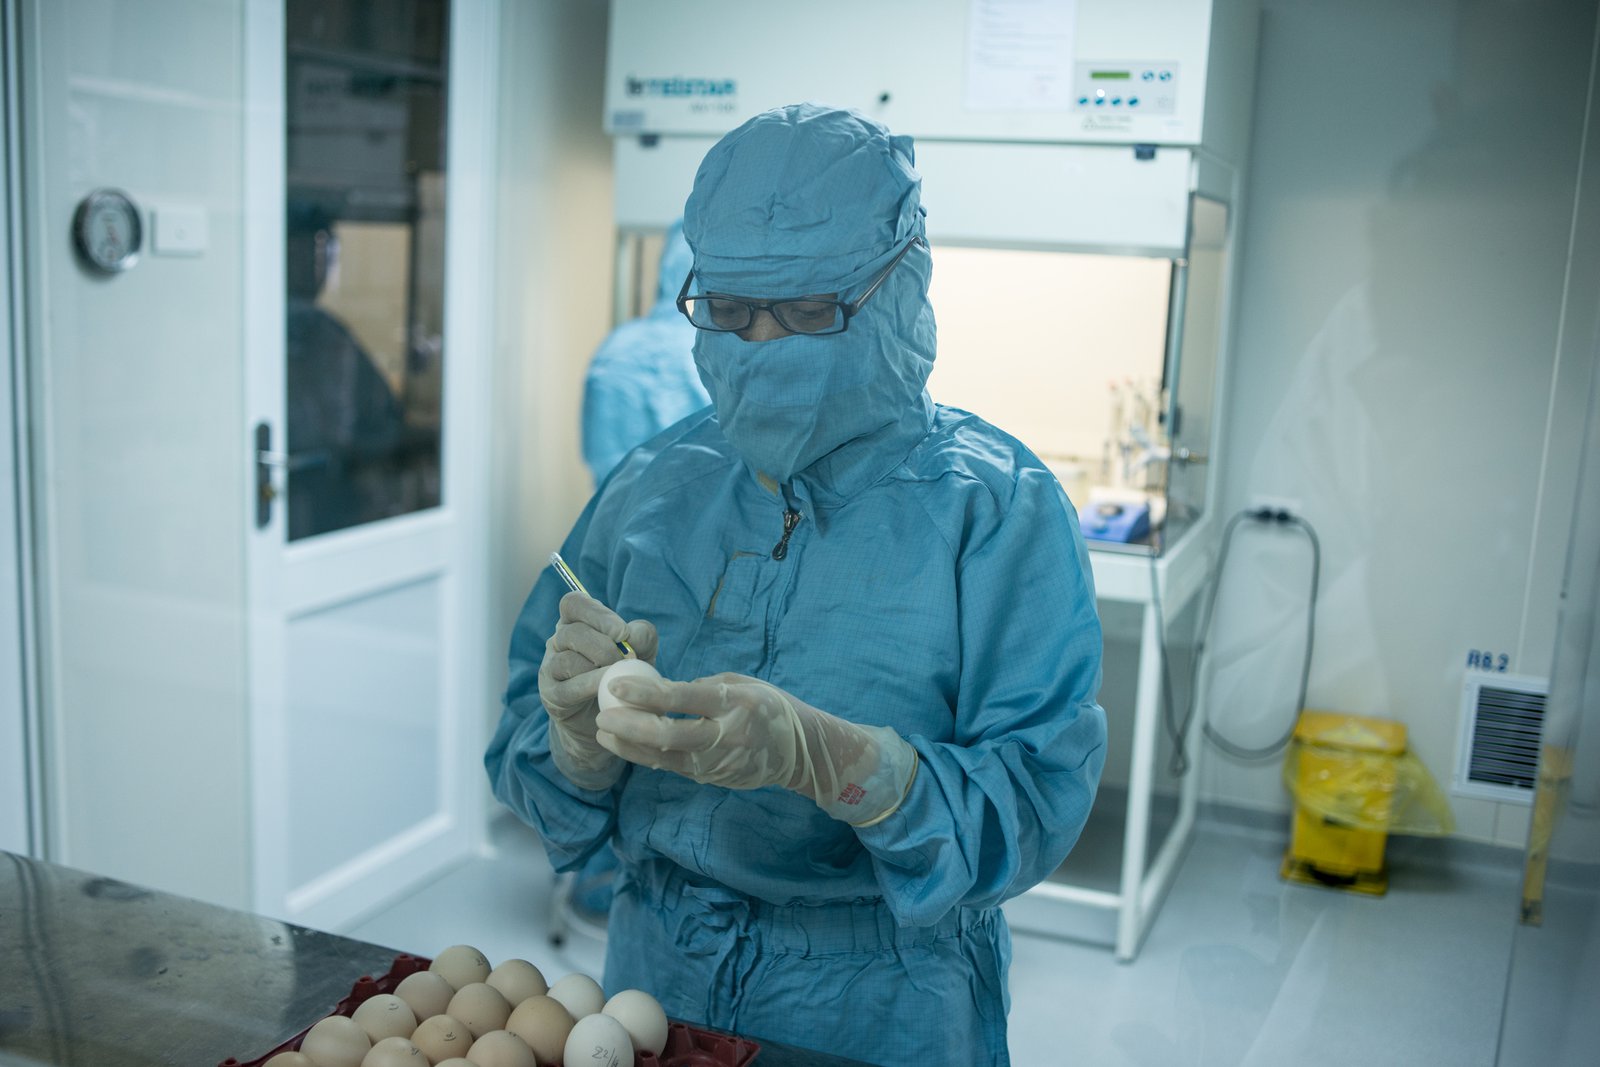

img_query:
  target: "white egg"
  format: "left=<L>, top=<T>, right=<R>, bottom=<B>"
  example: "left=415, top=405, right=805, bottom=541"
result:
left=411, top=1014, right=472, bottom=1064
left=504, top=995, right=574, bottom=1064
left=299, top=1015, right=371, bottom=1067
left=465, top=1028, right=538, bottom=1067
left=445, top=982, right=512, bottom=1038
left=597, top=658, right=661, bottom=714
left=486, top=958, right=547, bottom=1004
left=393, top=971, right=454, bottom=1022
left=546, top=973, right=607, bottom=1020
left=602, top=989, right=669, bottom=1056
left=351, top=994, right=417, bottom=1042
left=428, top=944, right=491, bottom=990
left=562, top=1013, right=634, bottom=1067
left=359, top=1036, right=425, bottom=1067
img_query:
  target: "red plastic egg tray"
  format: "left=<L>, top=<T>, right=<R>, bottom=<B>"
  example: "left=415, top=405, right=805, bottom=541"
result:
left=218, top=954, right=759, bottom=1067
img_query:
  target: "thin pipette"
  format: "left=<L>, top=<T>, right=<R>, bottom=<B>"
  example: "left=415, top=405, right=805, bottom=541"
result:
left=548, top=551, right=636, bottom=657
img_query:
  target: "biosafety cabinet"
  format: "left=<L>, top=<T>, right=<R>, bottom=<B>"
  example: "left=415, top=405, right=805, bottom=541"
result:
left=605, top=0, right=1261, bottom=960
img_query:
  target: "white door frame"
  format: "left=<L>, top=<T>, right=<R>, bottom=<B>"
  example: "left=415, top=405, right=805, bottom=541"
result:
left=1, top=0, right=42, bottom=860
left=243, top=0, right=495, bottom=927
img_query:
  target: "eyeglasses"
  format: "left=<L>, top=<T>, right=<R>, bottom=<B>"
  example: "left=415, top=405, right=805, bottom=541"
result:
left=676, top=236, right=924, bottom=336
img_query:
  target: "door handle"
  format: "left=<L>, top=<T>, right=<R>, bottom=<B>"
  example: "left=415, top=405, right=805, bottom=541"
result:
left=254, top=422, right=278, bottom=528
left=255, top=425, right=333, bottom=528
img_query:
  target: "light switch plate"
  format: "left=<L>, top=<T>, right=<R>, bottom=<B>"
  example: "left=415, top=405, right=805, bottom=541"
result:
left=152, top=204, right=208, bottom=256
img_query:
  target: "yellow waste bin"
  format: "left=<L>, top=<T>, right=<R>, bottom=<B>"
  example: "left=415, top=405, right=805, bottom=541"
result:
left=1281, top=710, right=1410, bottom=895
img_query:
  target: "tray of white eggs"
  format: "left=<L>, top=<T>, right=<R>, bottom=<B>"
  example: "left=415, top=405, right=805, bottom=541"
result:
left=218, top=944, right=760, bottom=1067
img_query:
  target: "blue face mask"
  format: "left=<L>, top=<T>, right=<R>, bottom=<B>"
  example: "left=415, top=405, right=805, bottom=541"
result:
left=692, top=259, right=933, bottom=483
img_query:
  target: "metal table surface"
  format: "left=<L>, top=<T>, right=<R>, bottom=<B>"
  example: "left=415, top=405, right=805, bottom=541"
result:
left=0, top=851, right=873, bottom=1067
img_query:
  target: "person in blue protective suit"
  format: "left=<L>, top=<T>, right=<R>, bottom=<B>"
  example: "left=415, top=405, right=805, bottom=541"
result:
left=485, top=103, right=1106, bottom=1067
left=580, top=219, right=710, bottom=483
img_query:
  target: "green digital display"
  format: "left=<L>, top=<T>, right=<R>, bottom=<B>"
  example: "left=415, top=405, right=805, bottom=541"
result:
left=1091, top=71, right=1132, bottom=80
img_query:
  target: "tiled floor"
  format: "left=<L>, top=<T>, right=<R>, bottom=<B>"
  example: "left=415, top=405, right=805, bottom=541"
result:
left=345, top=810, right=1535, bottom=1066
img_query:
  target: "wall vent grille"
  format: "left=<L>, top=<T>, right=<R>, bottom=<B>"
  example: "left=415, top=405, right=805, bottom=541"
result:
left=1454, top=673, right=1548, bottom=805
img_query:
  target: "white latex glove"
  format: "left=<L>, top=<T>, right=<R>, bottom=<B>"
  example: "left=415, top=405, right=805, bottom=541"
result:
left=538, top=591, right=658, bottom=790
left=595, top=673, right=918, bottom=827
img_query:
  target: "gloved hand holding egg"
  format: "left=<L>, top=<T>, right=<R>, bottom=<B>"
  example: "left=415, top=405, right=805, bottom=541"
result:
left=595, top=670, right=919, bottom=827
left=537, top=591, right=658, bottom=790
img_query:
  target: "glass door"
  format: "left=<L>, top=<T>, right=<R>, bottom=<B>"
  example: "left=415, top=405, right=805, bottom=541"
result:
left=245, top=0, right=492, bottom=930
left=282, top=0, right=447, bottom=540
left=1159, top=194, right=1228, bottom=553
left=1495, top=330, right=1600, bottom=1064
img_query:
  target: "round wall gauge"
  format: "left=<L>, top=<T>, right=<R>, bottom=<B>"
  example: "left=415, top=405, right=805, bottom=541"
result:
left=72, top=188, right=143, bottom=273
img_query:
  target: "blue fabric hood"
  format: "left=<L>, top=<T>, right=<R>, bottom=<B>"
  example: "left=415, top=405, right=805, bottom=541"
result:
left=682, top=103, right=936, bottom=488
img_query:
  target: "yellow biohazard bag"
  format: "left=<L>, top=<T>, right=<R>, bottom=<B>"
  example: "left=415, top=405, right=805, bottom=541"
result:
left=1280, top=711, right=1456, bottom=894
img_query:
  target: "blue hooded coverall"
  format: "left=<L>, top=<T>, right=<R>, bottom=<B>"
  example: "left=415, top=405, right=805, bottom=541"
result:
left=486, top=104, right=1106, bottom=1066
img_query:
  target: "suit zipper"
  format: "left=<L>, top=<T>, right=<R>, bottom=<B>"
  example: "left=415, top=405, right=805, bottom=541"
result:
left=771, top=508, right=802, bottom=560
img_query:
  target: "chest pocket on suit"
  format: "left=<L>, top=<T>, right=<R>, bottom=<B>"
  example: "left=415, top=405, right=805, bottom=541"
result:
left=707, top=551, right=765, bottom=621
left=685, top=551, right=771, bottom=679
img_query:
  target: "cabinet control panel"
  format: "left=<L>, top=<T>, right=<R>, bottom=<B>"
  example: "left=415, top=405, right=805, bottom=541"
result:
left=1073, top=62, right=1182, bottom=115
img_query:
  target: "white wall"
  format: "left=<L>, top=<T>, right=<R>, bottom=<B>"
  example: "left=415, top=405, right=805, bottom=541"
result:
left=1201, top=0, right=1600, bottom=846
left=20, top=0, right=250, bottom=899
left=485, top=0, right=615, bottom=754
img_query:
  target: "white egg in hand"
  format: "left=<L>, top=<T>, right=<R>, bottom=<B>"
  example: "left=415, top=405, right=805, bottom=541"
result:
left=546, top=973, right=606, bottom=1020
left=602, top=989, right=669, bottom=1056
left=597, top=658, right=661, bottom=714
left=563, top=1013, right=634, bottom=1067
